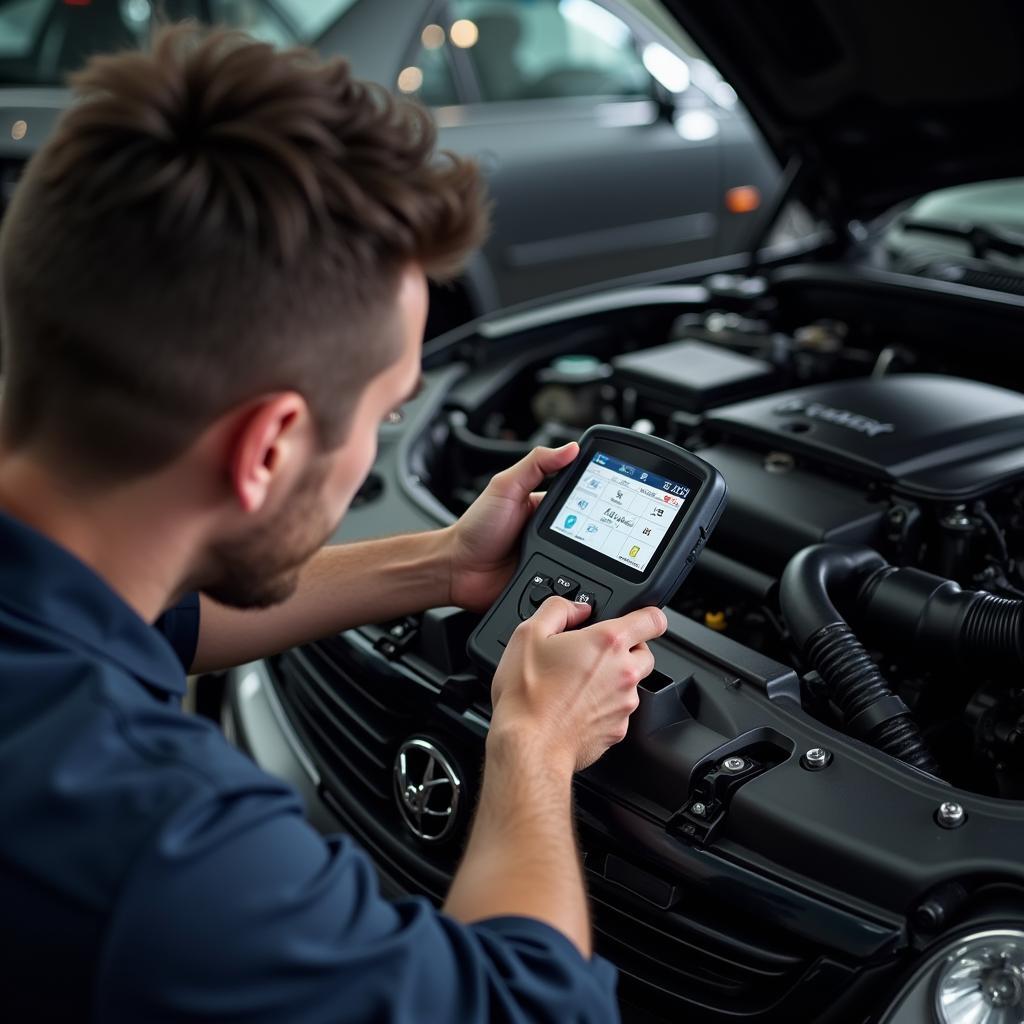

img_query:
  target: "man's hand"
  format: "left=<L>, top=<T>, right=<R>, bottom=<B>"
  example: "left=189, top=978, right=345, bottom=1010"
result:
left=446, top=443, right=580, bottom=613
left=445, top=597, right=667, bottom=955
left=489, top=598, right=668, bottom=773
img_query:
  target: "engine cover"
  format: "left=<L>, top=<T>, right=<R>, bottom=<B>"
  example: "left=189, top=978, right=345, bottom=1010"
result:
left=705, top=374, right=1024, bottom=500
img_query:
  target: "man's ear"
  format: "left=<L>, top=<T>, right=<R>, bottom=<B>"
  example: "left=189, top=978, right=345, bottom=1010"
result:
left=227, top=392, right=313, bottom=514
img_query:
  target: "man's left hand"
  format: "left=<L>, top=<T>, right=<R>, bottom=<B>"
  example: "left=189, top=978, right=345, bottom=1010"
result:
left=447, top=443, right=580, bottom=613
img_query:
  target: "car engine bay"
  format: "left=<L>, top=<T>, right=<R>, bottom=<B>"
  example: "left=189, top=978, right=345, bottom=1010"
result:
left=250, top=261, right=1024, bottom=1022
left=423, top=266, right=1024, bottom=802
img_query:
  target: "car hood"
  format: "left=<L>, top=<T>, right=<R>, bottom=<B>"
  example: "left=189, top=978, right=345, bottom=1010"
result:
left=664, top=0, right=1024, bottom=224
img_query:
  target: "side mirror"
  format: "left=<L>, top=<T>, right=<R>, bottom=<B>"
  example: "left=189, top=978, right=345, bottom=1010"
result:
left=641, top=42, right=690, bottom=120
left=649, top=77, right=678, bottom=121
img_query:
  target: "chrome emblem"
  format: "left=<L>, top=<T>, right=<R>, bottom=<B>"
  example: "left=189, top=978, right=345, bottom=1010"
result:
left=393, top=738, right=461, bottom=842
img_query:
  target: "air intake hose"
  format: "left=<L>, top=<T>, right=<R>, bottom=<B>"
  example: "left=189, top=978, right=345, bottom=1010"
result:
left=780, top=545, right=941, bottom=776
left=857, top=564, right=1024, bottom=666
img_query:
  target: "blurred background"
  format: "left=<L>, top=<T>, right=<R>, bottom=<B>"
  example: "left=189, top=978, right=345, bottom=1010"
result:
left=0, top=0, right=787, bottom=336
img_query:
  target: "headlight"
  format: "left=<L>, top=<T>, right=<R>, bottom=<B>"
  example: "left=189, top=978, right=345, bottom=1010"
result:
left=879, top=928, right=1024, bottom=1024
left=934, top=930, right=1024, bottom=1024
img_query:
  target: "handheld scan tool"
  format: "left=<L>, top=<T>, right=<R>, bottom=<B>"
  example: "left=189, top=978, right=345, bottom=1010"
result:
left=468, top=425, right=728, bottom=673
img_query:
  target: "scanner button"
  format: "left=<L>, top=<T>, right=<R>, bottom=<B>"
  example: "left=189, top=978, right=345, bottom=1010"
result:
left=575, top=591, right=597, bottom=612
left=529, top=573, right=552, bottom=588
left=529, top=584, right=554, bottom=607
left=553, top=576, right=579, bottom=598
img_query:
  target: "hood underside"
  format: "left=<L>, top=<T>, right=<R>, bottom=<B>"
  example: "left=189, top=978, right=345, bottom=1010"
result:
left=665, top=0, right=1024, bottom=223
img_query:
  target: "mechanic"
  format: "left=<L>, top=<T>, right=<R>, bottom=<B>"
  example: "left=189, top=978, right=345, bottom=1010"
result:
left=0, top=26, right=667, bottom=1022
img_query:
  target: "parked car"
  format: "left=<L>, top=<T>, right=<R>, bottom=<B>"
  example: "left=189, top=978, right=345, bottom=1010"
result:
left=884, top=177, right=1024, bottom=296
left=221, top=1, right=1024, bottom=1022
left=0, top=0, right=779, bottom=333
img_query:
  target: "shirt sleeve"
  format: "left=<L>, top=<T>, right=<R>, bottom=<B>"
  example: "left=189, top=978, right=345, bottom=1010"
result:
left=94, top=779, right=619, bottom=1024
left=153, top=592, right=201, bottom=672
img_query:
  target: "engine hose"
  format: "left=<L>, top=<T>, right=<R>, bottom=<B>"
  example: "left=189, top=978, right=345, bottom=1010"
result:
left=780, top=545, right=941, bottom=776
left=857, top=565, right=1024, bottom=666
left=962, top=595, right=1024, bottom=661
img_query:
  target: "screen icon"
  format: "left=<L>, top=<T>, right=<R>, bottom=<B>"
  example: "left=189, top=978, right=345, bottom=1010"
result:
left=642, top=526, right=652, bottom=537
left=564, top=514, right=578, bottom=529
left=640, top=472, right=648, bottom=482
left=576, top=498, right=590, bottom=511
left=629, top=544, right=641, bottom=558
left=585, top=524, right=599, bottom=534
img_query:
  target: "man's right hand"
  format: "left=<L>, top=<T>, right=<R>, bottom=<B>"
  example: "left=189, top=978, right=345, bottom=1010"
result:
left=447, top=598, right=668, bottom=953
left=489, top=598, right=668, bottom=773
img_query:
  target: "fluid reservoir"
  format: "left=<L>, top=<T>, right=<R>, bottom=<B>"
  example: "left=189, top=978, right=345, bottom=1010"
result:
left=531, top=355, right=612, bottom=427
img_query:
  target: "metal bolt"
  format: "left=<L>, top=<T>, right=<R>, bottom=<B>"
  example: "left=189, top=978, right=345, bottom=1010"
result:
left=941, top=506, right=974, bottom=529
left=912, top=899, right=944, bottom=931
left=691, top=802, right=707, bottom=817
left=801, top=747, right=833, bottom=771
left=936, top=801, right=966, bottom=829
left=721, top=756, right=747, bottom=773
left=764, top=451, right=795, bottom=475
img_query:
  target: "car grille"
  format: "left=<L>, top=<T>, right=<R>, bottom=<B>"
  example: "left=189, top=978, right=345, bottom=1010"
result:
left=269, top=640, right=414, bottom=805
left=579, top=847, right=845, bottom=1021
left=268, top=639, right=876, bottom=1023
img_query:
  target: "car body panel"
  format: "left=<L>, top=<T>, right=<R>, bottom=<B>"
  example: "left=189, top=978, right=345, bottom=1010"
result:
left=318, top=0, right=779, bottom=311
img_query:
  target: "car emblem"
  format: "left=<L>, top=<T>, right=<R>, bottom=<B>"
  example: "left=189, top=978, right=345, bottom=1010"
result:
left=773, top=397, right=894, bottom=437
left=393, top=738, right=461, bottom=842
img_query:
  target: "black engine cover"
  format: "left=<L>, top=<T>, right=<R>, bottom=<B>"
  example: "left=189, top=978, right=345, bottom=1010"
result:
left=695, top=443, right=884, bottom=574
left=705, top=374, right=1024, bottom=500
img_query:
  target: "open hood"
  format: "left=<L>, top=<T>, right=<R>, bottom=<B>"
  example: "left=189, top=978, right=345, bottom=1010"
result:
left=664, top=0, right=1024, bottom=225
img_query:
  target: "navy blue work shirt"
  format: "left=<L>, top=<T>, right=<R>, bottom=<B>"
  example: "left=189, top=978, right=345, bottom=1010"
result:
left=0, top=510, right=618, bottom=1022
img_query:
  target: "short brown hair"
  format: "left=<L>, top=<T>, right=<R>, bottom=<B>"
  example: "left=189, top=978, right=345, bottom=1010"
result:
left=0, top=26, right=487, bottom=480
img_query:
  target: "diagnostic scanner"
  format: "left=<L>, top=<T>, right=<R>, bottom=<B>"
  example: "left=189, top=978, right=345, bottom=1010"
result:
left=468, top=424, right=728, bottom=673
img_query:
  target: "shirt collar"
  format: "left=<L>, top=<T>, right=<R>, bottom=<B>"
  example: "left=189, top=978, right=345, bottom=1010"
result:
left=0, top=509, right=186, bottom=697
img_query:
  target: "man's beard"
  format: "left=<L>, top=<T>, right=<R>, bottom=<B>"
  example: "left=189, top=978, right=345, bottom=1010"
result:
left=203, top=460, right=334, bottom=610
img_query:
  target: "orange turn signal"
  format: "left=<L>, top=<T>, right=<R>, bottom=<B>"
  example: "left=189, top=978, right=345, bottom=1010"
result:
left=725, top=186, right=761, bottom=214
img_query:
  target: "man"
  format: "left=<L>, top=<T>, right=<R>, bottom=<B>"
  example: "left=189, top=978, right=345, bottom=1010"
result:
left=0, top=27, right=666, bottom=1022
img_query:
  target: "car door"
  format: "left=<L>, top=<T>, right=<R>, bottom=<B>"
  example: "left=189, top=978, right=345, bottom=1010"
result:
left=402, top=0, right=727, bottom=308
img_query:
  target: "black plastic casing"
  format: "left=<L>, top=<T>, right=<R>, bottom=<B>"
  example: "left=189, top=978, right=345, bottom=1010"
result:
left=468, top=425, right=728, bottom=673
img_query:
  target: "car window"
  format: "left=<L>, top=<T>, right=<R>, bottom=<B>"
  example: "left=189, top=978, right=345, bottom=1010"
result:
left=0, top=0, right=47, bottom=58
left=205, top=1, right=293, bottom=46
left=413, top=0, right=651, bottom=106
left=399, top=22, right=460, bottom=107
left=0, top=0, right=300, bottom=85
left=270, top=0, right=358, bottom=41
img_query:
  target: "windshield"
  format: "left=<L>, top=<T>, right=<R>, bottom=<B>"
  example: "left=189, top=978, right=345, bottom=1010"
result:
left=0, top=0, right=338, bottom=86
left=881, top=177, right=1024, bottom=299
